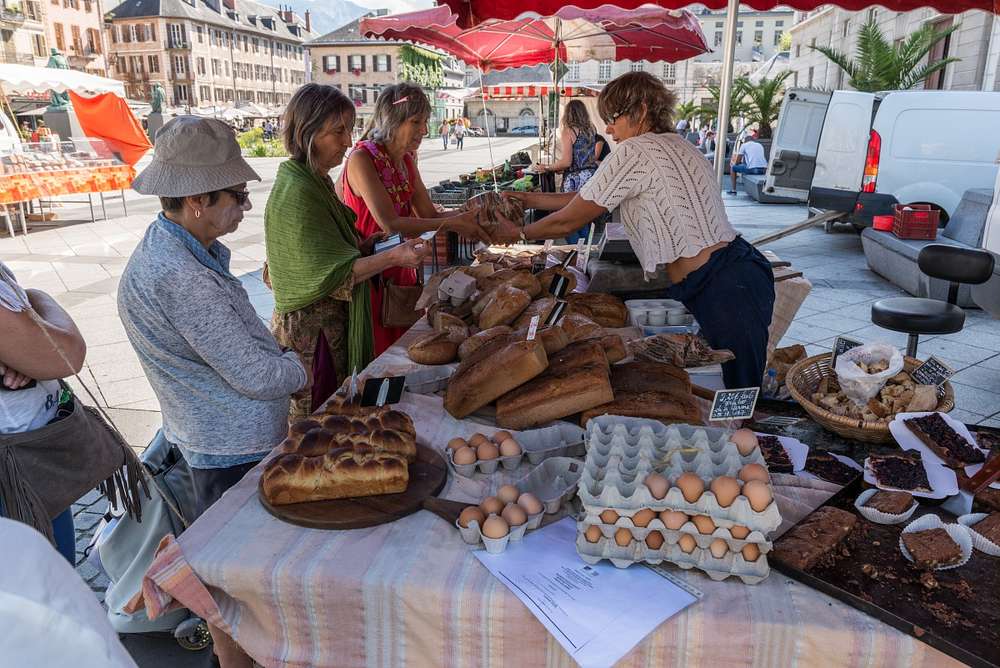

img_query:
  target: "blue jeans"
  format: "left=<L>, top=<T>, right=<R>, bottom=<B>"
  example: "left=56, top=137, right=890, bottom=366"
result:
left=0, top=500, right=76, bottom=564
left=732, top=164, right=765, bottom=176
left=666, top=236, right=775, bottom=388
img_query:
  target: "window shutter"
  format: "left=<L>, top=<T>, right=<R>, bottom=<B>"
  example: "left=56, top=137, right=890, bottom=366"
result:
left=150, top=24, right=156, bottom=42
left=335, top=55, right=340, bottom=72
left=360, top=55, right=366, bottom=72
left=385, top=55, right=390, bottom=72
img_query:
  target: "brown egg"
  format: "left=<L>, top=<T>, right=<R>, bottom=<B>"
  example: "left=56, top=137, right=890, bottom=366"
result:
left=599, top=509, right=620, bottom=525
left=480, top=496, right=504, bottom=515
left=501, top=503, right=527, bottom=527
left=469, top=433, right=491, bottom=449
left=517, top=492, right=543, bottom=515
left=742, top=543, right=761, bottom=562
left=709, top=538, right=729, bottom=559
left=743, top=480, right=773, bottom=512
left=645, top=531, right=665, bottom=550
left=729, top=525, right=750, bottom=540
left=458, top=506, right=485, bottom=528
left=492, top=430, right=514, bottom=444
left=453, top=446, right=477, bottom=465
left=644, top=472, right=670, bottom=500
left=631, top=508, right=656, bottom=528
left=678, top=533, right=697, bottom=554
left=476, top=441, right=500, bottom=460
left=675, top=472, right=705, bottom=503
left=499, top=438, right=522, bottom=457
left=660, top=510, right=688, bottom=530
left=482, top=514, right=509, bottom=539
left=731, top=428, right=759, bottom=455
left=614, top=527, right=633, bottom=547
left=739, top=463, right=770, bottom=484
left=692, top=515, right=715, bottom=535
left=497, top=484, right=520, bottom=505
left=584, top=524, right=602, bottom=543
left=710, top=476, right=741, bottom=508
left=447, top=437, right=468, bottom=452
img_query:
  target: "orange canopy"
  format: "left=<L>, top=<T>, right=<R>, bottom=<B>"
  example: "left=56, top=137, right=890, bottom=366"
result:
left=68, top=91, right=152, bottom=166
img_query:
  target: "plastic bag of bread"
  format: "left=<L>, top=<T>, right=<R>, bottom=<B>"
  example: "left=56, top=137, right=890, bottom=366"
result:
left=463, top=191, right=525, bottom=238
left=833, top=343, right=904, bottom=406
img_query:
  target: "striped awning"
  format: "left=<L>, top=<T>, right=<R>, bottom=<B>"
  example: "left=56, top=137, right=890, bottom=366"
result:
left=467, top=84, right=600, bottom=99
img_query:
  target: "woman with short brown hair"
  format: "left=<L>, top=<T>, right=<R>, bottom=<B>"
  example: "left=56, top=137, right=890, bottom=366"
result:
left=497, top=72, right=775, bottom=389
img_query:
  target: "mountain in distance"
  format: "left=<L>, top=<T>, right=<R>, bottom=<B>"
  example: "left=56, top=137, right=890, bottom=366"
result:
left=259, top=0, right=370, bottom=36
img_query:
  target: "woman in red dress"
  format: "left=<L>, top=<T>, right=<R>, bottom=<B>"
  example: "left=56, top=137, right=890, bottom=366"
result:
left=341, top=84, right=487, bottom=354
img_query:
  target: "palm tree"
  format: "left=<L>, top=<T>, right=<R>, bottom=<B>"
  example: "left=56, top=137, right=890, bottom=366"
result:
left=737, top=71, right=793, bottom=139
left=696, top=82, right=751, bottom=131
left=674, top=100, right=699, bottom=126
left=811, top=17, right=960, bottom=92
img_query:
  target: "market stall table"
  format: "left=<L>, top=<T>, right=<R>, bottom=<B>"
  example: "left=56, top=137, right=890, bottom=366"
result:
left=137, top=321, right=965, bottom=668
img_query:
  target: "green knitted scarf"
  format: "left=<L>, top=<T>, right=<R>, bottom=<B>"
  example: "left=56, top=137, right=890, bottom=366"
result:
left=264, top=159, right=374, bottom=373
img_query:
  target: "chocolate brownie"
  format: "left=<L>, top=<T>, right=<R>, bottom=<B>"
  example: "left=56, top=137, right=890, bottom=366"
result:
left=772, top=506, right=856, bottom=571
left=902, top=528, right=962, bottom=569
left=864, top=490, right=914, bottom=515
left=805, top=452, right=859, bottom=485
left=758, top=435, right=793, bottom=474
left=973, top=512, right=1000, bottom=545
left=868, top=453, right=932, bottom=493
left=904, top=413, right=985, bottom=467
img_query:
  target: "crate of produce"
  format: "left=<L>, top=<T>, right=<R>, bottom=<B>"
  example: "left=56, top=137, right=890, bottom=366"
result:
left=428, top=186, right=468, bottom=209
left=891, top=204, right=939, bottom=240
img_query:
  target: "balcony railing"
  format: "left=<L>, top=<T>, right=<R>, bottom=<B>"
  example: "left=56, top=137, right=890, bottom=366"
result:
left=165, top=38, right=189, bottom=49
left=0, top=8, right=25, bottom=24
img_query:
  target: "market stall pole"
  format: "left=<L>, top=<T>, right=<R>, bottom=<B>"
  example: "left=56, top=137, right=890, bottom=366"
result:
left=713, top=0, right=739, bottom=184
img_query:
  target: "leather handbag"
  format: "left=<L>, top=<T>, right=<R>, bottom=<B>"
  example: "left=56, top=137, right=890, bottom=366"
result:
left=381, top=273, right=424, bottom=329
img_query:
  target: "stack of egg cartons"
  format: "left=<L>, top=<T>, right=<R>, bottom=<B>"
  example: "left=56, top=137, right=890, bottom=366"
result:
left=575, top=416, right=781, bottom=584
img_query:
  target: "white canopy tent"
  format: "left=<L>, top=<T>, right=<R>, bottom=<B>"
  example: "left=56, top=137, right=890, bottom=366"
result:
left=0, top=63, right=125, bottom=98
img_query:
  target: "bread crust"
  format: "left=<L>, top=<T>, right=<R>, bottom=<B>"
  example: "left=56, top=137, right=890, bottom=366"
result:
left=261, top=447, right=409, bottom=505
left=444, top=339, right=549, bottom=418
left=407, top=331, right=459, bottom=365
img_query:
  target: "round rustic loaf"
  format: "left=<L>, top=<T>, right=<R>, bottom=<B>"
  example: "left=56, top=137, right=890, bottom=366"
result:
left=407, top=331, right=459, bottom=365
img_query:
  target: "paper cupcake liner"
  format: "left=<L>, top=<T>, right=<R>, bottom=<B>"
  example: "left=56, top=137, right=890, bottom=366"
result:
left=957, top=513, right=1000, bottom=557
left=854, top=489, right=919, bottom=525
left=898, top=514, right=973, bottom=571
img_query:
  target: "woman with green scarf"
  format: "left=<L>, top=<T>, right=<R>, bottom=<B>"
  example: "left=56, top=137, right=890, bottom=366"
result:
left=265, top=84, right=429, bottom=419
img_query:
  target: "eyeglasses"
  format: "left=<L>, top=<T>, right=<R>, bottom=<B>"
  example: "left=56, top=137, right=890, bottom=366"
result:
left=608, top=110, right=628, bottom=123
left=221, top=188, right=250, bottom=206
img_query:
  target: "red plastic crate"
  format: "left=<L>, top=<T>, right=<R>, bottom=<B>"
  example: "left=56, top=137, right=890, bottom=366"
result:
left=892, top=203, right=939, bottom=240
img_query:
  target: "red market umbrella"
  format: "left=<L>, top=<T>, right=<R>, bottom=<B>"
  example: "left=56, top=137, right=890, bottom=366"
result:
left=361, top=5, right=709, bottom=72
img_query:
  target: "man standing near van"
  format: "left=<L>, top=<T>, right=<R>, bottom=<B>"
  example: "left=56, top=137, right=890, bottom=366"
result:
left=729, top=135, right=768, bottom=195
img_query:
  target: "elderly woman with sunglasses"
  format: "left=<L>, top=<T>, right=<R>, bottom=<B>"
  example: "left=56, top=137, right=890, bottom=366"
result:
left=495, top=72, right=775, bottom=389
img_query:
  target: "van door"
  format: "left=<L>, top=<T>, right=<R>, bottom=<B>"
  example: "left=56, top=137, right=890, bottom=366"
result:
left=763, top=88, right=831, bottom=201
left=808, top=91, right=878, bottom=213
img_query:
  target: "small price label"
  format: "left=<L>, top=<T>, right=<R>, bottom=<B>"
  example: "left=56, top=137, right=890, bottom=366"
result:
left=911, top=355, right=955, bottom=387
left=561, top=249, right=578, bottom=269
left=545, top=300, right=568, bottom=326
left=526, top=315, right=540, bottom=341
left=360, top=376, right=405, bottom=407
left=709, top=387, right=760, bottom=422
left=831, top=336, right=864, bottom=367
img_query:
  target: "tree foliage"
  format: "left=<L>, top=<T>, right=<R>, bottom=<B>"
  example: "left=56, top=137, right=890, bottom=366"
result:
left=736, top=71, right=793, bottom=139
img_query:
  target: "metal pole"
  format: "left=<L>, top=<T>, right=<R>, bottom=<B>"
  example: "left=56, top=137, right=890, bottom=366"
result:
left=713, top=0, right=740, bottom=184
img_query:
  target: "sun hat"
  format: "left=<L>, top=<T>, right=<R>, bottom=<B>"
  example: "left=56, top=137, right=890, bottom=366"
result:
left=132, top=116, right=260, bottom=197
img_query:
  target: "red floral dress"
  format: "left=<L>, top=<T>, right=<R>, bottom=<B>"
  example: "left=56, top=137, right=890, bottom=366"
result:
left=341, top=140, right=419, bottom=355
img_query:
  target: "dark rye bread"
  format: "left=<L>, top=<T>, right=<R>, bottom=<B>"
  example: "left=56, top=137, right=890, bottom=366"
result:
left=772, top=506, right=857, bottom=571
left=610, top=361, right=691, bottom=397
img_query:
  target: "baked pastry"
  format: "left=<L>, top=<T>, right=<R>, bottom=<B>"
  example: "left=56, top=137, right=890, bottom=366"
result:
left=496, top=362, right=613, bottom=430
left=772, top=507, right=857, bottom=571
left=867, top=453, right=932, bottom=493
left=804, top=452, right=859, bottom=486
left=600, top=334, right=627, bottom=364
left=610, top=361, right=691, bottom=396
left=972, top=512, right=1000, bottom=544
left=902, top=528, right=962, bottom=569
left=478, top=284, right=531, bottom=329
left=757, top=435, right=794, bottom=474
left=514, top=297, right=557, bottom=329
left=559, top=313, right=603, bottom=342
left=407, top=331, right=459, bottom=365
left=864, top=490, right=914, bottom=515
left=565, top=293, right=628, bottom=328
left=445, top=339, right=549, bottom=418
left=579, top=391, right=701, bottom=427
left=511, top=324, right=570, bottom=355
left=458, top=325, right=513, bottom=360
left=261, top=446, right=409, bottom=505
left=537, top=266, right=577, bottom=296
left=314, top=418, right=416, bottom=463
left=288, top=418, right=322, bottom=439
left=903, top=413, right=985, bottom=467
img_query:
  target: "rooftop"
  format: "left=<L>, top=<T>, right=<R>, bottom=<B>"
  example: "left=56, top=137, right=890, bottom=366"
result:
left=106, top=0, right=314, bottom=43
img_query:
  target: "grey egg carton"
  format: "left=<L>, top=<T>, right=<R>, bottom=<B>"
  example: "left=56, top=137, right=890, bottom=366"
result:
left=574, top=527, right=770, bottom=584
left=580, top=511, right=773, bottom=552
left=447, top=423, right=585, bottom=478
left=456, top=511, right=544, bottom=554
left=516, top=457, right=584, bottom=514
left=447, top=446, right=523, bottom=476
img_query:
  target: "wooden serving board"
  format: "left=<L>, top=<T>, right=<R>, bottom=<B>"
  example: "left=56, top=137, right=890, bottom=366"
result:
left=259, top=443, right=448, bottom=530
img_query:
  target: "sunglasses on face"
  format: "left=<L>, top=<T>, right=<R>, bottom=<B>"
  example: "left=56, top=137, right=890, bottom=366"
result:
left=221, top=188, right=251, bottom=206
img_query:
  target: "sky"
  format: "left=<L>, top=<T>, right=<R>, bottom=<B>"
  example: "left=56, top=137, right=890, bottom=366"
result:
left=354, top=0, right=434, bottom=16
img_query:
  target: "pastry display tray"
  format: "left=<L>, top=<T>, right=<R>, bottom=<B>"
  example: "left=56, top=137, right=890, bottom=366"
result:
left=770, top=478, right=1000, bottom=668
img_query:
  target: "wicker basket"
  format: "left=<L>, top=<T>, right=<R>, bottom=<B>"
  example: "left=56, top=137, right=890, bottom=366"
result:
left=786, top=353, right=955, bottom=444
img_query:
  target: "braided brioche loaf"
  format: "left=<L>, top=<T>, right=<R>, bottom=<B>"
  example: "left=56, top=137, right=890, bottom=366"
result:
left=261, top=446, right=409, bottom=505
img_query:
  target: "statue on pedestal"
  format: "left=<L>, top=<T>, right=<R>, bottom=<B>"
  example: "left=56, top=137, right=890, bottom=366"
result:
left=150, top=83, right=166, bottom=114
left=46, top=49, right=72, bottom=112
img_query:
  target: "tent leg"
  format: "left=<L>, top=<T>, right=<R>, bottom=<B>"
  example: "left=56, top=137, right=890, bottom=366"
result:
left=88, top=192, right=95, bottom=223
left=100, top=192, right=107, bottom=220
left=713, top=0, right=740, bottom=185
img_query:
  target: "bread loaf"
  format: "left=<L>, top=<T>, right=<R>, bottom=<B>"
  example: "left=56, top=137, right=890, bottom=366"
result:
left=478, top=285, right=531, bottom=329
left=548, top=339, right=609, bottom=372
left=318, top=417, right=417, bottom=462
left=261, top=447, right=409, bottom=505
left=566, top=293, right=628, bottom=328
left=514, top=297, right=557, bottom=328
left=559, top=313, right=604, bottom=343
left=445, top=339, right=549, bottom=418
left=407, top=331, right=459, bottom=365
left=458, top=325, right=513, bottom=360
left=496, top=362, right=614, bottom=430
left=579, top=391, right=701, bottom=426
left=512, top=324, right=569, bottom=355
left=538, top=267, right=576, bottom=296
left=600, top=334, right=627, bottom=363
left=431, top=311, right=469, bottom=341
left=476, top=268, right=518, bottom=293
left=611, top=361, right=690, bottom=396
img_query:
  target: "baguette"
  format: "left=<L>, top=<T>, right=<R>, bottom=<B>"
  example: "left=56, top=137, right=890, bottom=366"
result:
left=445, top=339, right=549, bottom=418
left=261, top=447, right=409, bottom=505
left=496, top=362, right=614, bottom=430
left=407, top=331, right=459, bottom=365
left=479, top=284, right=531, bottom=329
left=458, top=325, right=513, bottom=360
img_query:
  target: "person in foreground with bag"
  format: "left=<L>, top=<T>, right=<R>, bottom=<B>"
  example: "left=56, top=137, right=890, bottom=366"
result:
left=265, top=84, right=430, bottom=419
left=494, top=72, right=775, bottom=389
left=119, top=116, right=306, bottom=667
left=341, top=83, right=490, bottom=355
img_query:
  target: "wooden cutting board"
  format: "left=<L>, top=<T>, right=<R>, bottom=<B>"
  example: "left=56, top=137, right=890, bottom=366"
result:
left=259, top=443, right=448, bottom=530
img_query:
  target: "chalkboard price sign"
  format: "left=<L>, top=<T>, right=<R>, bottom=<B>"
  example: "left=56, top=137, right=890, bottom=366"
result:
left=831, top=335, right=864, bottom=367
left=709, top=387, right=760, bottom=421
left=911, top=356, right=955, bottom=387
left=544, top=300, right=568, bottom=326
left=360, top=376, right=406, bottom=407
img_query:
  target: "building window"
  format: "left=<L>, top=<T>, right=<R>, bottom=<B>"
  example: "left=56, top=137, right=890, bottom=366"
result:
left=736, top=31, right=742, bottom=45
left=224, top=61, right=229, bottom=77
left=174, top=84, right=189, bottom=103
left=867, top=8, right=877, bottom=22
left=174, top=55, right=187, bottom=76
left=598, top=59, right=612, bottom=82
left=754, top=30, right=762, bottom=44
left=31, top=34, right=46, bottom=58
left=842, top=20, right=850, bottom=38
left=86, top=28, right=101, bottom=54
left=374, top=54, right=390, bottom=72
left=53, top=23, right=65, bottom=50
left=197, top=57, right=205, bottom=75
left=348, top=54, right=365, bottom=71
left=168, top=23, right=185, bottom=48
left=567, top=62, right=580, bottom=80
left=792, top=71, right=798, bottom=87
left=148, top=54, right=159, bottom=72
left=70, top=25, right=82, bottom=52
left=630, top=61, right=644, bottom=73
left=211, top=58, right=220, bottom=76
left=715, top=21, right=722, bottom=28
left=84, top=0, right=92, bottom=11
left=25, top=0, right=41, bottom=21
left=795, top=44, right=800, bottom=57
left=755, top=20, right=763, bottom=27
left=197, top=26, right=203, bottom=43
left=662, top=62, right=676, bottom=84
left=775, top=20, right=784, bottom=27
left=714, top=31, right=722, bottom=47
left=130, top=55, right=143, bottom=73
left=773, top=31, right=782, bottom=47
left=807, top=66, right=814, bottom=87
left=348, top=83, right=366, bottom=104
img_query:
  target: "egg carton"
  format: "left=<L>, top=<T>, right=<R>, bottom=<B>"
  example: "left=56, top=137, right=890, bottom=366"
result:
left=579, top=513, right=772, bottom=552
left=582, top=437, right=763, bottom=482
left=574, top=529, right=770, bottom=584
left=586, top=418, right=763, bottom=462
left=456, top=513, right=545, bottom=554
left=516, top=457, right=583, bottom=514
left=448, top=424, right=586, bottom=478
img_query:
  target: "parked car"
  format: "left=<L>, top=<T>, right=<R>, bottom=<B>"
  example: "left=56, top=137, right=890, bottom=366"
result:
left=467, top=127, right=485, bottom=136
left=767, top=89, right=1000, bottom=228
left=508, top=126, right=540, bottom=136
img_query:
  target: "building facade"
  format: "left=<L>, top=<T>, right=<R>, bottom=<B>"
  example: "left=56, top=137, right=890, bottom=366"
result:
left=787, top=7, right=1000, bottom=92
left=105, top=0, right=312, bottom=108
left=1, top=0, right=52, bottom=67
left=46, top=0, right=108, bottom=75
left=306, top=11, right=465, bottom=131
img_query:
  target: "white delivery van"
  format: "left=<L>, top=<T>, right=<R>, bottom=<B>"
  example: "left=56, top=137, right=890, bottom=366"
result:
left=804, top=90, right=1000, bottom=228
left=763, top=88, right=832, bottom=201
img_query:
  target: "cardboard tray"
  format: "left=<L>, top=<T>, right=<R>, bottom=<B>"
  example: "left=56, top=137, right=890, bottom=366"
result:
left=770, top=477, right=1000, bottom=668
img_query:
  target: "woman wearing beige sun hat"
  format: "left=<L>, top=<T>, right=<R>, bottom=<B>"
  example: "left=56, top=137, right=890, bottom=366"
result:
left=118, top=116, right=307, bottom=667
